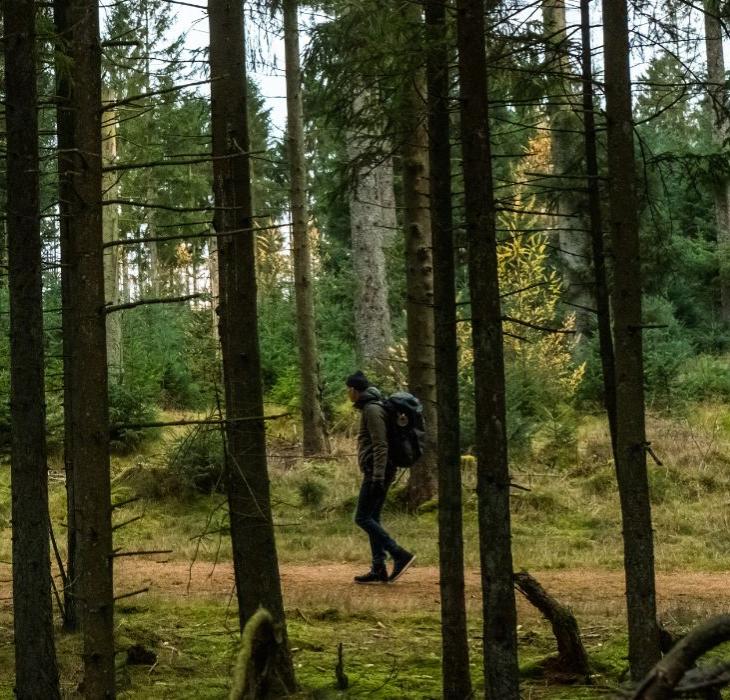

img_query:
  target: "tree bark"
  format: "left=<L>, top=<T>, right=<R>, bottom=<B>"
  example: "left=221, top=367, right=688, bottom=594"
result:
left=400, top=14, right=437, bottom=506
left=542, top=0, right=593, bottom=336
left=601, top=0, right=661, bottom=680
left=703, top=0, right=730, bottom=322
left=456, top=0, right=520, bottom=697
left=283, top=0, right=329, bottom=456
left=4, top=2, right=62, bottom=696
left=65, top=0, right=117, bottom=694
left=208, top=0, right=297, bottom=693
left=348, top=95, right=395, bottom=372
left=425, top=0, right=472, bottom=695
left=579, top=0, right=617, bottom=453
left=54, top=0, right=79, bottom=634
left=102, top=88, right=122, bottom=382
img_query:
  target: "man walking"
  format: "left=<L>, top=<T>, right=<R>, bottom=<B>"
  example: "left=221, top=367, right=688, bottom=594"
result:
left=346, top=371, right=415, bottom=584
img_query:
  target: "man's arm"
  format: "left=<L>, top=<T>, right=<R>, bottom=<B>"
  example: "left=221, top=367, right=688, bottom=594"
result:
left=364, top=404, right=388, bottom=482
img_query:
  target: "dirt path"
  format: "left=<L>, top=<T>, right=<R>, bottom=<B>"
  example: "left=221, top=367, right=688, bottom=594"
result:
left=114, top=560, right=730, bottom=623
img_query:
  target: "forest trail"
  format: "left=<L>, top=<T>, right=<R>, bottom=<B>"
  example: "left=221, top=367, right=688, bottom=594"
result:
left=110, top=561, right=730, bottom=622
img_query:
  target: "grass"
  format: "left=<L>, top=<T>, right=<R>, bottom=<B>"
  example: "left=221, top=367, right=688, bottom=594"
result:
left=2, top=403, right=730, bottom=696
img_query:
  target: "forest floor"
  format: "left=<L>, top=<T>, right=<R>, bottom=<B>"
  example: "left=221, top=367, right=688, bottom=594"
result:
left=2, top=561, right=729, bottom=699
left=3, top=405, right=730, bottom=697
left=113, top=560, right=730, bottom=622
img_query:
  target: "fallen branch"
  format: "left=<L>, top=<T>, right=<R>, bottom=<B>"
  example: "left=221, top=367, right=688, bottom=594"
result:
left=631, top=615, right=730, bottom=700
left=110, top=413, right=289, bottom=432
left=111, top=549, right=173, bottom=558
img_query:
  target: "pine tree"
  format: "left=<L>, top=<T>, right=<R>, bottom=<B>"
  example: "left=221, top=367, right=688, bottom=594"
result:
left=602, top=0, right=662, bottom=679
left=456, top=0, right=520, bottom=695
left=4, top=1, right=62, bottom=694
left=208, top=0, right=297, bottom=691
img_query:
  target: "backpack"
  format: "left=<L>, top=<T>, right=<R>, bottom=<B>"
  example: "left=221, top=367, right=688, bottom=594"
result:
left=381, top=392, right=426, bottom=468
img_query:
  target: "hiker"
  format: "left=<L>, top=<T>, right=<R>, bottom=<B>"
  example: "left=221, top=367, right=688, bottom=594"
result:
left=346, top=370, right=415, bottom=584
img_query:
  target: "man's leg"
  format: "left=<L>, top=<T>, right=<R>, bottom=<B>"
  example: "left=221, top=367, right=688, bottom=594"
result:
left=354, top=479, right=394, bottom=568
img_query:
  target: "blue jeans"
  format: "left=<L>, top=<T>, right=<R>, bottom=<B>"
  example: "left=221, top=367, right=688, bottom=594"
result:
left=354, top=478, right=399, bottom=568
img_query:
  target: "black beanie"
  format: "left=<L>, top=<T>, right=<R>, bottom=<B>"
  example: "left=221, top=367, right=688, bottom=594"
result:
left=346, top=370, right=370, bottom=392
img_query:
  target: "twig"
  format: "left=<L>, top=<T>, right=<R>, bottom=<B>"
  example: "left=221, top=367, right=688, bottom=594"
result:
left=502, top=315, right=576, bottom=334
left=114, top=587, right=149, bottom=602
left=111, top=549, right=173, bottom=558
left=112, top=514, right=145, bottom=532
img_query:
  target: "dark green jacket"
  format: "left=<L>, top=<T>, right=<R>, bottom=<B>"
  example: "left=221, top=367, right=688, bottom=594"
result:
left=354, top=387, right=393, bottom=482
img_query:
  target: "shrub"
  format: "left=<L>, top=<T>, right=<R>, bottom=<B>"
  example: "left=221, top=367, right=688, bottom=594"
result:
left=297, top=477, right=327, bottom=508
left=108, top=382, right=158, bottom=452
left=642, top=296, right=693, bottom=405
left=167, top=426, right=225, bottom=495
left=676, top=354, right=730, bottom=402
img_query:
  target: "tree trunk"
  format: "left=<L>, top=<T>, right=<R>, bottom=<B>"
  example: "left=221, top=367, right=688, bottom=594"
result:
left=400, top=26, right=437, bottom=507
left=348, top=95, right=394, bottom=372
left=601, top=0, right=661, bottom=680
left=144, top=4, right=160, bottom=298
left=703, top=0, right=730, bottom=322
left=208, top=0, right=297, bottom=693
left=283, top=0, right=329, bottom=456
left=54, top=0, right=78, bottom=634
left=208, top=237, right=220, bottom=341
left=425, top=0, right=472, bottom=694
left=65, top=0, right=117, bottom=694
left=456, top=0, right=520, bottom=697
left=542, top=0, right=593, bottom=337
left=4, top=2, right=62, bottom=696
left=102, top=88, right=122, bottom=382
left=579, top=0, right=617, bottom=453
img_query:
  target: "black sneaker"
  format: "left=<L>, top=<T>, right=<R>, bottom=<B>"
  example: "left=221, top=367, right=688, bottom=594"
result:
left=354, top=567, right=389, bottom=584
left=389, top=550, right=416, bottom=582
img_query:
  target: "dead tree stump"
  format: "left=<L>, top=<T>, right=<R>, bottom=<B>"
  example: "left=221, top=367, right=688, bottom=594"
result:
left=514, top=570, right=590, bottom=681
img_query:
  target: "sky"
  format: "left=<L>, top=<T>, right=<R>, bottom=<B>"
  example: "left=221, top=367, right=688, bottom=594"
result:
left=171, top=4, right=295, bottom=137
